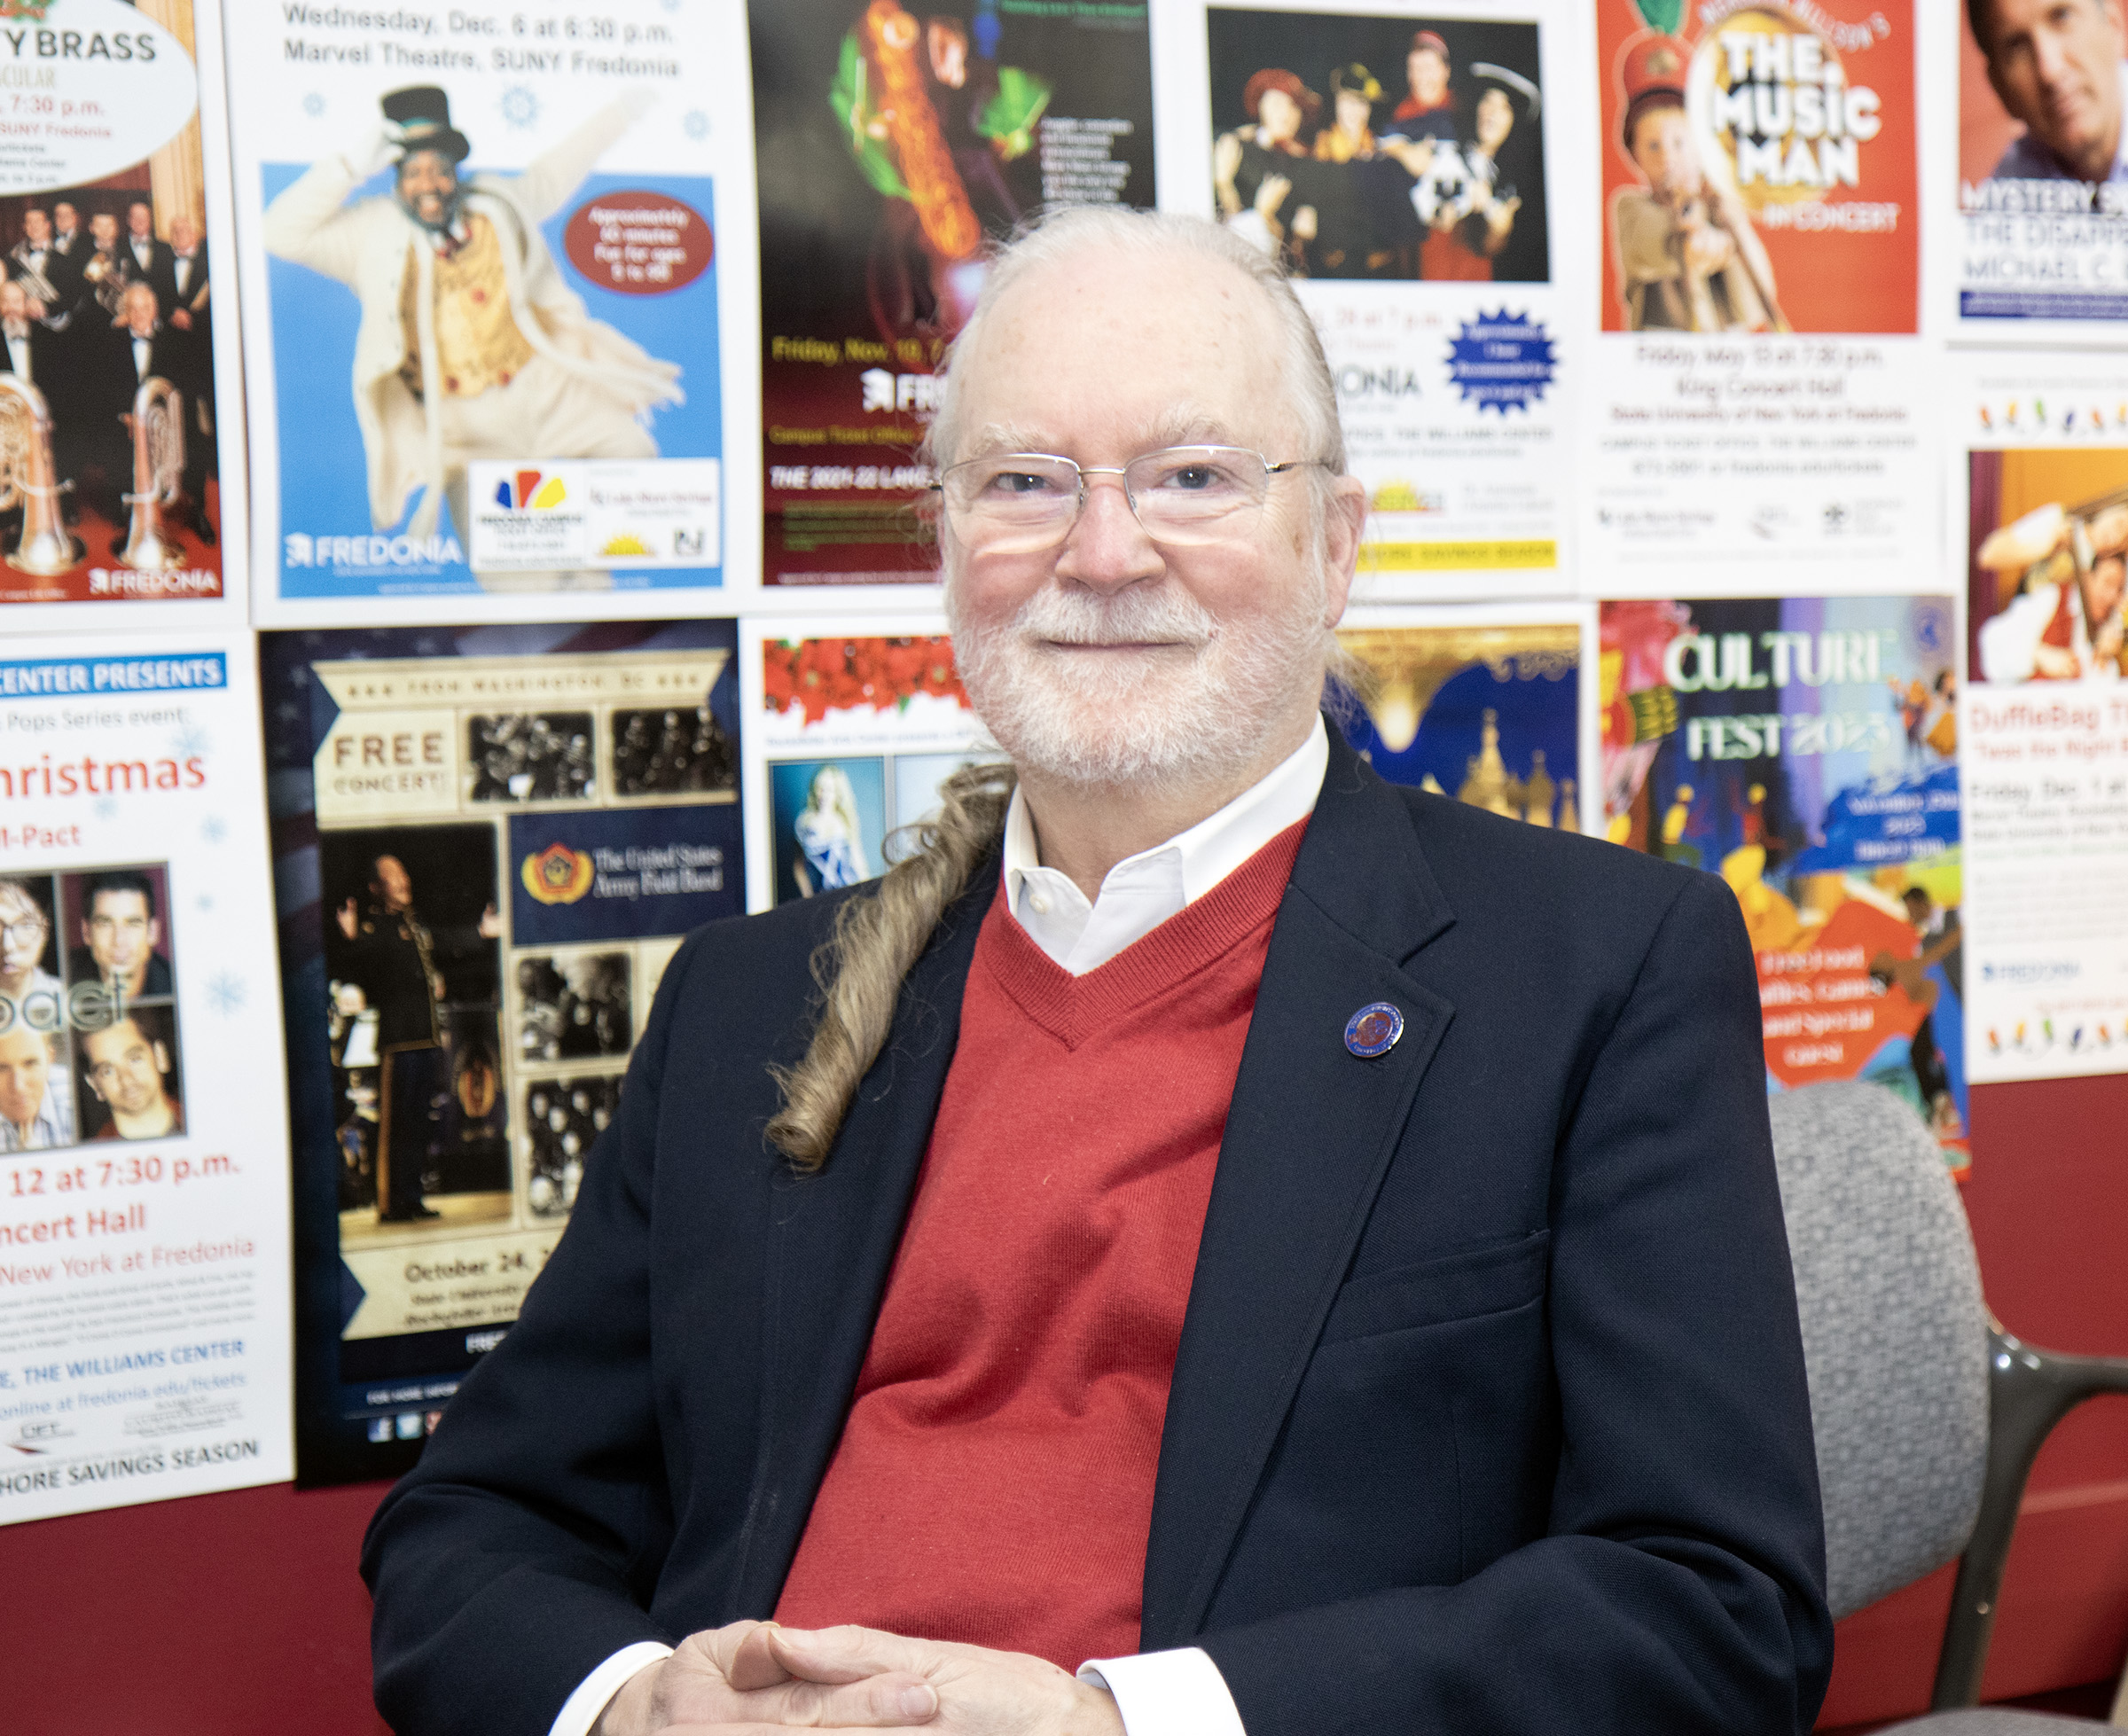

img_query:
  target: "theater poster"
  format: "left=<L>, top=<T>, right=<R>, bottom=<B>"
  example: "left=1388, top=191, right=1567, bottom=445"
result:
left=0, top=0, right=249, bottom=628
left=1587, top=0, right=1930, bottom=596
left=1334, top=603, right=1592, bottom=825
left=1959, top=366, right=2128, bottom=1082
left=749, top=0, right=1154, bottom=590
left=0, top=636, right=293, bottom=1523
left=1944, top=0, right=2128, bottom=340
left=1600, top=594, right=1968, bottom=1169
left=262, top=622, right=743, bottom=1483
left=1154, top=1, right=1576, bottom=599
left=739, top=616, right=992, bottom=910
left=228, top=0, right=761, bottom=623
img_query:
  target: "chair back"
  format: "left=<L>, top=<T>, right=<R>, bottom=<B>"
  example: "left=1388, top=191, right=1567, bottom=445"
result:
left=1768, top=1081, right=1989, bottom=1618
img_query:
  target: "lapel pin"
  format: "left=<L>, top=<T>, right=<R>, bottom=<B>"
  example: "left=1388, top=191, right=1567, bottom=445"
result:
left=1344, top=1002, right=1404, bottom=1059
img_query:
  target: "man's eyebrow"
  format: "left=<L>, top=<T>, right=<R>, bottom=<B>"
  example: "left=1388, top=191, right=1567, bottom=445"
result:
left=958, top=407, right=1245, bottom=458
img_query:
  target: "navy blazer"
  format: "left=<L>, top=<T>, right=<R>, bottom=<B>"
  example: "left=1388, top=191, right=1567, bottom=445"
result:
left=364, top=731, right=1833, bottom=1736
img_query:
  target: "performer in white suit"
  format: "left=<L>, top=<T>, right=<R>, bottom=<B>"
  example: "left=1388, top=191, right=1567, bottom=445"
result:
left=263, top=85, right=682, bottom=590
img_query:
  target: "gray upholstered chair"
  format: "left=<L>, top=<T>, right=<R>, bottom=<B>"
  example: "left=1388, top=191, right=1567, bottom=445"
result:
left=1770, top=1082, right=2128, bottom=1731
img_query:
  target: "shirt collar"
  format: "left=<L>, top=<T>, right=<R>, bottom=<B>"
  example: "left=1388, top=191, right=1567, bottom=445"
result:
left=1003, top=714, right=1327, bottom=976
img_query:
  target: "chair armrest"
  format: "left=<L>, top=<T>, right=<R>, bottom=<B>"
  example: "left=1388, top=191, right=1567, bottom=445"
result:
left=1932, top=1325, right=2128, bottom=1708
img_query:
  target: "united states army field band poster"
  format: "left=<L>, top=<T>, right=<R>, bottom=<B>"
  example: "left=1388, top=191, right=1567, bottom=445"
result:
left=1587, top=0, right=1929, bottom=596
left=1601, top=594, right=1968, bottom=1169
left=1154, top=0, right=1575, bottom=599
left=749, top=0, right=1155, bottom=589
left=0, top=0, right=246, bottom=626
left=0, top=637, right=293, bottom=1523
left=262, top=622, right=743, bottom=1482
left=228, top=0, right=760, bottom=621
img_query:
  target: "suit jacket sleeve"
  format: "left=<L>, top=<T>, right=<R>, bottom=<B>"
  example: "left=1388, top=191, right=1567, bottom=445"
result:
left=1200, top=871, right=1832, bottom=1736
left=361, top=930, right=701, bottom=1736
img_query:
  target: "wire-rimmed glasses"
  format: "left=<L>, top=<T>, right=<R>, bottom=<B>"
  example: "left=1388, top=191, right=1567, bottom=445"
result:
left=931, top=445, right=1326, bottom=554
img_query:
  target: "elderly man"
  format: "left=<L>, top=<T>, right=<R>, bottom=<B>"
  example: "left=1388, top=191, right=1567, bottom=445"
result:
left=262, top=83, right=680, bottom=589
left=365, top=208, right=1829, bottom=1736
left=0, top=1027, right=71, bottom=1153
left=1974, top=0, right=2128, bottom=182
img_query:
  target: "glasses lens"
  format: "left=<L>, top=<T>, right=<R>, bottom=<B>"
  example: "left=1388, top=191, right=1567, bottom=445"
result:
left=1127, top=447, right=1271, bottom=543
left=943, top=455, right=1081, bottom=552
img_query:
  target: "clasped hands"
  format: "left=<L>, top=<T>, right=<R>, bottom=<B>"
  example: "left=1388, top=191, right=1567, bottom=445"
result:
left=594, top=1621, right=1126, bottom=1736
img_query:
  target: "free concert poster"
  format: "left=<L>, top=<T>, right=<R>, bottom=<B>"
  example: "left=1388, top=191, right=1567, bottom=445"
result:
left=739, top=617, right=990, bottom=911
left=1587, top=0, right=1930, bottom=595
left=749, top=0, right=1154, bottom=589
left=1600, top=594, right=1968, bottom=1169
left=227, top=0, right=761, bottom=622
left=1155, top=2, right=1574, bottom=599
left=0, top=637, right=293, bottom=1523
left=1334, top=604, right=1592, bottom=826
left=1959, top=369, right=2128, bottom=1082
left=262, top=622, right=743, bottom=1482
left=0, top=0, right=249, bottom=627
left=1946, top=0, right=2128, bottom=339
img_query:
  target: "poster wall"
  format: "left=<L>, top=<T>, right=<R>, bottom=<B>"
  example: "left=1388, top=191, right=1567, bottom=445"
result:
left=1960, top=371, right=2128, bottom=1082
left=1600, top=594, right=1968, bottom=1167
left=228, top=0, right=761, bottom=622
left=749, top=0, right=1155, bottom=591
left=1586, top=0, right=1930, bottom=594
left=1156, top=0, right=1574, bottom=598
left=0, top=637, right=293, bottom=1523
left=262, top=622, right=742, bottom=1482
left=0, top=0, right=248, bottom=628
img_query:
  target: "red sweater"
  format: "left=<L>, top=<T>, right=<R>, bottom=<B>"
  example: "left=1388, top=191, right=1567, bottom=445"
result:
left=773, top=821, right=1306, bottom=1670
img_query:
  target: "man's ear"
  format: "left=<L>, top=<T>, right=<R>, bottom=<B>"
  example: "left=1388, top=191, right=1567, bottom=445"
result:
left=1321, top=473, right=1368, bottom=625
left=153, top=1042, right=170, bottom=1075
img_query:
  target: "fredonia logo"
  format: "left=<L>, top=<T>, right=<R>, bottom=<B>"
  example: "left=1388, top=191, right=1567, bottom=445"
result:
left=520, top=842, right=594, bottom=905
left=496, top=470, right=569, bottom=511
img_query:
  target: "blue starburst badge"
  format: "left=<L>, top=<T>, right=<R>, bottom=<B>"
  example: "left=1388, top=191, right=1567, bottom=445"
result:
left=1446, top=310, right=1555, bottom=414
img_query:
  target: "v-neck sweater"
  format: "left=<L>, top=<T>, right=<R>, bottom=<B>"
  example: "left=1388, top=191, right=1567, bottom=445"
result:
left=772, top=817, right=1307, bottom=1671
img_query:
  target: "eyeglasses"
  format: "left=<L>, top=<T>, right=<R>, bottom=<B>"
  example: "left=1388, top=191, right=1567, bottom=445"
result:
left=1, top=917, right=46, bottom=947
left=931, top=445, right=1328, bottom=554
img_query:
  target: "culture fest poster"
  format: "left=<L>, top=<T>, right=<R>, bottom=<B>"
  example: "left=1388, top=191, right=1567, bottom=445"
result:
left=1333, top=604, right=1590, bottom=825
left=262, top=622, right=743, bottom=1482
left=1587, top=0, right=1930, bottom=594
left=1600, top=594, right=1968, bottom=1168
left=0, top=0, right=247, bottom=626
left=1154, top=0, right=1573, bottom=598
left=228, top=0, right=760, bottom=622
left=0, top=635, right=293, bottom=1523
left=749, top=0, right=1154, bottom=589
left=1959, top=364, right=2128, bottom=1083
left=1946, top=0, right=2128, bottom=340
left=739, top=616, right=990, bottom=910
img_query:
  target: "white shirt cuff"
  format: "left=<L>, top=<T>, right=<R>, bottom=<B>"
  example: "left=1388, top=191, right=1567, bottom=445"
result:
left=1078, top=1646, right=1247, bottom=1736
left=548, top=1640, right=674, bottom=1736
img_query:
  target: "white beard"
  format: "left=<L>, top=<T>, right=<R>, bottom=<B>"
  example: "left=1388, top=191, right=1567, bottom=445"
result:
left=946, top=571, right=1329, bottom=793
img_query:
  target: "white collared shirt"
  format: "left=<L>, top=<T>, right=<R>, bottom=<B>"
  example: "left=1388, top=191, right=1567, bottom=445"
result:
left=1004, top=715, right=1328, bottom=975
left=5, top=329, right=29, bottom=381
left=173, top=252, right=195, bottom=297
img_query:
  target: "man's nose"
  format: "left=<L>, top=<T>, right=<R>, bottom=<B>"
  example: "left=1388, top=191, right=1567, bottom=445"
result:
left=1052, top=473, right=1163, bottom=590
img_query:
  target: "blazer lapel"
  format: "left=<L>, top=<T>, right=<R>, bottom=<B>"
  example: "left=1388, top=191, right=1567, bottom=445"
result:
left=730, top=867, right=998, bottom=1612
left=1141, top=735, right=1457, bottom=1646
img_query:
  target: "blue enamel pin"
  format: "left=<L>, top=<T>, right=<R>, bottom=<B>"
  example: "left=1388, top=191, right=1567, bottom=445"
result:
left=1344, top=1002, right=1404, bottom=1059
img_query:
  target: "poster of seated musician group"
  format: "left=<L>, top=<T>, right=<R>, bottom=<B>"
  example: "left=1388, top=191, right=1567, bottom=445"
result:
left=1586, top=0, right=1929, bottom=597
left=261, top=622, right=743, bottom=1482
left=226, top=0, right=759, bottom=622
left=0, top=0, right=247, bottom=629
left=0, top=637, right=293, bottom=1524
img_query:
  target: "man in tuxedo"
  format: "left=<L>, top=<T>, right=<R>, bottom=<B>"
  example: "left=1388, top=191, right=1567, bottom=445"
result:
left=0, top=281, right=48, bottom=387
left=155, top=214, right=208, bottom=334
left=87, top=281, right=207, bottom=541
left=9, top=207, right=75, bottom=333
left=121, top=200, right=173, bottom=292
left=365, top=208, right=1830, bottom=1736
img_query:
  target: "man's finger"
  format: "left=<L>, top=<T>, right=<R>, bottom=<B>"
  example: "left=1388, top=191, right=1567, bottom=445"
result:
left=765, top=1625, right=931, bottom=1684
left=722, top=1623, right=792, bottom=1693
left=755, top=1670, right=939, bottom=1727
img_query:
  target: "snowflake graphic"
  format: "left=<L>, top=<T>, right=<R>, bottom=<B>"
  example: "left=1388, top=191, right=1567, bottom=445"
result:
left=93, top=796, right=119, bottom=823
left=660, top=0, right=679, bottom=12
left=168, top=722, right=213, bottom=761
left=195, top=891, right=214, bottom=913
left=303, top=92, right=326, bottom=118
left=499, top=84, right=540, bottom=130
left=205, top=972, right=246, bottom=1015
left=200, top=815, right=227, bottom=845
left=684, top=109, right=710, bottom=141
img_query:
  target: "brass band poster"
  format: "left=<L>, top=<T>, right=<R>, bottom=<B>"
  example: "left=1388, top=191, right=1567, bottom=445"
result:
left=1587, top=0, right=1929, bottom=594
left=1600, top=594, right=1968, bottom=1169
left=0, top=636, right=293, bottom=1523
left=1154, top=0, right=1574, bottom=599
left=262, top=622, right=742, bottom=1482
left=1959, top=361, right=2128, bottom=1083
left=749, top=0, right=1154, bottom=588
left=228, top=0, right=760, bottom=622
left=0, top=0, right=247, bottom=626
